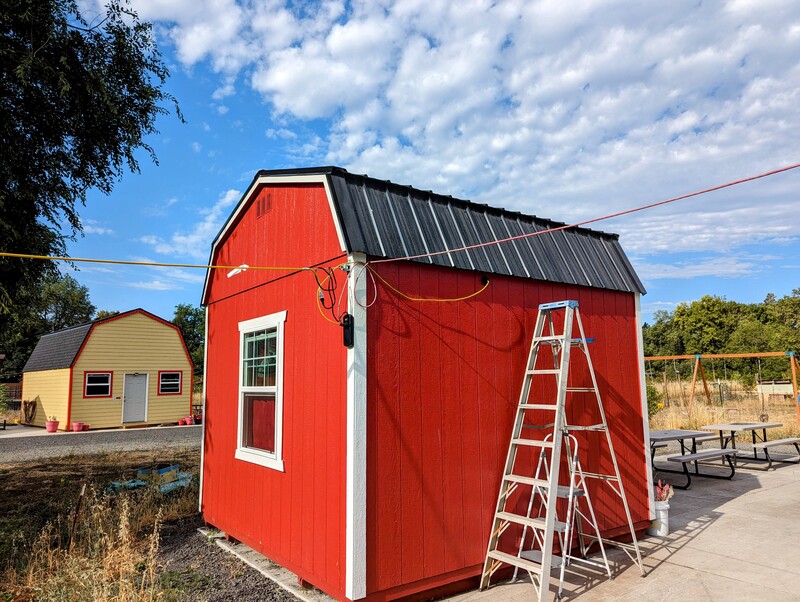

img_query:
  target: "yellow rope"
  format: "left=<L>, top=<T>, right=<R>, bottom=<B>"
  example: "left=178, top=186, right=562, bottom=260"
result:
left=367, top=265, right=490, bottom=302
left=0, top=251, right=309, bottom=272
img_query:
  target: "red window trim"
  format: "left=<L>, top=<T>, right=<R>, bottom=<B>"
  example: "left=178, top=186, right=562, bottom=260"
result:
left=84, top=371, right=113, bottom=398
left=158, top=370, right=183, bottom=396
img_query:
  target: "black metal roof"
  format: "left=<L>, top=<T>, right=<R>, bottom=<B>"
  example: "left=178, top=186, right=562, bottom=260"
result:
left=253, top=166, right=646, bottom=294
left=22, top=323, right=92, bottom=372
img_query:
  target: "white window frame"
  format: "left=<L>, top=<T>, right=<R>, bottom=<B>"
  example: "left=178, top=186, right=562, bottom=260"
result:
left=235, top=310, right=286, bottom=471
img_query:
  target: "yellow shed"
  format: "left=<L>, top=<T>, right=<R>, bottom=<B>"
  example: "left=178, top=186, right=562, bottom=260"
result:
left=22, top=309, right=193, bottom=431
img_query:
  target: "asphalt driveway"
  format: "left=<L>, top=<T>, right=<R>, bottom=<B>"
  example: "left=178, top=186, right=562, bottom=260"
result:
left=0, top=423, right=201, bottom=463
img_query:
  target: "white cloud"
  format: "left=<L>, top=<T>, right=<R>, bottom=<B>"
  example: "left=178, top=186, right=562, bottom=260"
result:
left=128, top=280, right=183, bottom=291
left=635, top=256, right=762, bottom=281
left=133, top=0, right=800, bottom=264
left=191, top=141, right=202, bottom=153
left=140, top=189, right=241, bottom=260
left=84, top=220, right=114, bottom=235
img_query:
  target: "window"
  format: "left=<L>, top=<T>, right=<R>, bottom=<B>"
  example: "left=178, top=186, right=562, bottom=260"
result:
left=84, top=372, right=112, bottom=397
left=158, top=371, right=182, bottom=395
left=236, top=311, right=286, bottom=471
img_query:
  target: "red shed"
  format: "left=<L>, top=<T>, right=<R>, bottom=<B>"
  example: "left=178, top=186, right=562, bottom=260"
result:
left=200, top=167, right=652, bottom=601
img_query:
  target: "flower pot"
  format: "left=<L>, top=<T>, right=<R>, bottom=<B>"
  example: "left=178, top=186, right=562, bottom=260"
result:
left=72, top=422, right=84, bottom=432
left=82, top=424, right=90, bottom=431
left=178, top=419, right=186, bottom=426
left=45, top=420, right=59, bottom=433
left=185, top=415, right=195, bottom=425
left=646, top=500, right=670, bottom=536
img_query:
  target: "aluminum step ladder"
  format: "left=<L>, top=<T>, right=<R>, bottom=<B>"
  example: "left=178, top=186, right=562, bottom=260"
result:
left=479, top=300, right=645, bottom=601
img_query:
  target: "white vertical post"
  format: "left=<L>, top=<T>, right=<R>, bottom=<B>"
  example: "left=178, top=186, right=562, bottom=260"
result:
left=198, top=305, right=209, bottom=510
left=346, top=252, right=368, bottom=600
left=634, top=294, right=655, bottom=520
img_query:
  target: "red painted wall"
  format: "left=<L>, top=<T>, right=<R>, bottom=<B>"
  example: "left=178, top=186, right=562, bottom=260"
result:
left=365, top=261, right=648, bottom=600
left=203, top=183, right=349, bottom=599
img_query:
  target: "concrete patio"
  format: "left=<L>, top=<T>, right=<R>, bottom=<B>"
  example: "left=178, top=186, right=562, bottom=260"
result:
left=448, top=453, right=800, bottom=601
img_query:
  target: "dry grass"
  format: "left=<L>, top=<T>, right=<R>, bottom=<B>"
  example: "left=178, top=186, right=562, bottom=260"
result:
left=0, top=450, right=200, bottom=601
left=649, top=379, right=800, bottom=438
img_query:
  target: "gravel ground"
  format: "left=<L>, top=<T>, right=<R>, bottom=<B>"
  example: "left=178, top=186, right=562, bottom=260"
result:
left=0, top=424, right=201, bottom=462
left=159, top=516, right=298, bottom=602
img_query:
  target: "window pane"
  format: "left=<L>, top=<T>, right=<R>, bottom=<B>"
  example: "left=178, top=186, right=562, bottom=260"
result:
left=243, top=393, right=276, bottom=453
left=85, top=373, right=111, bottom=396
left=242, top=327, right=277, bottom=387
left=159, top=372, right=181, bottom=394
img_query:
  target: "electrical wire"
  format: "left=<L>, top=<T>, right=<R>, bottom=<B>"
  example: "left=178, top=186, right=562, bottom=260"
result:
left=370, top=162, right=800, bottom=265
left=367, top=265, right=490, bottom=302
left=0, top=251, right=309, bottom=273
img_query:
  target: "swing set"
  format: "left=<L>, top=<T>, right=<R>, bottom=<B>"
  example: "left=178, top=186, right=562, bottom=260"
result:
left=644, top=351, right=800, bottom=419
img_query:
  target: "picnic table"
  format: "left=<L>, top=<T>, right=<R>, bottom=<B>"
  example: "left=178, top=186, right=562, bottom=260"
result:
left=701, top=422, right=800, bottom=468
left=649, top=429, right=738, bottom=489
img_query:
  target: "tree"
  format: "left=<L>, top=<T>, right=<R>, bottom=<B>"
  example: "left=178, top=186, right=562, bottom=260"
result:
left=172, top=304, right=205, bottom=378
left=0, top=0, right=180, bottom=311
left=0, top=272, right=95, bottom=377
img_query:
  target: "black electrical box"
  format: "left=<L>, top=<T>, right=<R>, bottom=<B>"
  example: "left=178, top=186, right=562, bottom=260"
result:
left=341, top=313, right=354, bottom=348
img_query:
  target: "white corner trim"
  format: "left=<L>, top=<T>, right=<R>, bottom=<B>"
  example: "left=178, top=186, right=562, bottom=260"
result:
left=199, top=306, right=209, bottom=510
left=635, top=294, right=656, bottom=520
left=346, top=252, right=368, bottom=600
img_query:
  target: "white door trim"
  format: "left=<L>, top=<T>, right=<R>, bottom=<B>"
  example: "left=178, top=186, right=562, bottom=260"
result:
left=634, top=294, right=655, bottom=520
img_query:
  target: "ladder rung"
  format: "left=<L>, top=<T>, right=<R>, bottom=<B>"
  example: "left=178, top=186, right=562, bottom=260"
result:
left=504, top=474, right=550, bottom=488
left=496, top=511, right=566, bottom=532
left=519, top=404, right=558, bottom=411
left=487, top=550, right=547, bottom=573
left=566, top=387, right=596, bottom=393
left=535, top=335, right=566, bottom=343
left=520, top=549, right=563, bottom=569
left=555, top=485, right=585, bottom=498
left=511, top=438, right=554, bottom=448
left=526, top=369, right=560, bottom=375
left=565, top=424, right=606, bottom=432
left=582, top=472, right=619, bottom=482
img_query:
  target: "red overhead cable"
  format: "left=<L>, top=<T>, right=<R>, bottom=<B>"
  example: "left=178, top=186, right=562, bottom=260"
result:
left=370, top=162, right=800, bottom=265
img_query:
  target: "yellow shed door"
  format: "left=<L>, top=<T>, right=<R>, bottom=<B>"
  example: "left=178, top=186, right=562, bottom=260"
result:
left=122, top=373, right=148, bottom=423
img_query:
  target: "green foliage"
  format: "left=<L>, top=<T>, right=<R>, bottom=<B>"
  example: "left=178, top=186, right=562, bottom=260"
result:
left=646, top=383, right=663, bottom=417
left=0, top=0, right=180, bottom=312
left=172, top=304, right=205, bottom=377
left=643, top=290, right=800, bottom=384
left=0, top=384, right=9, bottom=414
left=0, top=272, right=95, bottom=377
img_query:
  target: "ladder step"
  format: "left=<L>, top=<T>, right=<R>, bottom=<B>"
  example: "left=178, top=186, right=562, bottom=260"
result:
left=555, top=485, right=585, bottom=498
left=535, top=335, right=566, bottom=343
left=526, top=369, right=561, bottom=375
left=504, top=474, right=550, bottom=488
left=566, top=387, right=596, bottom=393
left=565, top=424, right=607, bottom=432
left=496, top=511, right=566, bottom=532
left=487, top=550, right=548, bottom=574
left=511, top=438, right=554, bottom=448
left=520, top=549, right=563, bottom=569
left=519, top=404, right=558, bottom=411
left=539, top=300, right=579, bottom=310
left=582, top=472, right=619, bottom=482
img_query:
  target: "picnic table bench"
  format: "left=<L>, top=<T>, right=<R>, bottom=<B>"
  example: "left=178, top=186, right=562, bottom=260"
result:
left=751, top=437, right=800, bottom=469
left=665, top=448, right=738, bottom=489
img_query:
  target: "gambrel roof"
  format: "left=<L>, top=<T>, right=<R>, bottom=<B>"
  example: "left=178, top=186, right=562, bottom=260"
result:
left=203, top=166, right=645, bottom=304
left=23, top=309, right=190, bottom=373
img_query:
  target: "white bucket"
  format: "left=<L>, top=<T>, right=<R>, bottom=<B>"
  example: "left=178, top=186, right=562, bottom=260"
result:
left=646, top=500, right=670, bottom=536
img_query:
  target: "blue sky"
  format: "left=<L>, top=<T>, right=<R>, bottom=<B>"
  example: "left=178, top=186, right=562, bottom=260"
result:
left=66, top=0, right=800, bottom=324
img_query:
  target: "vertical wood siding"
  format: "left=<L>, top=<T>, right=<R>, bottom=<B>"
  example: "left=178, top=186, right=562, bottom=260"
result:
left=21, top=369, right=71, bottom=429
left=70, top=312, right=193, bottom=428
left=203, top=183, right=348, bottom=599
left=365, top=262, right=648, bottom=599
